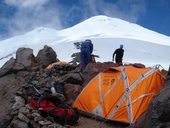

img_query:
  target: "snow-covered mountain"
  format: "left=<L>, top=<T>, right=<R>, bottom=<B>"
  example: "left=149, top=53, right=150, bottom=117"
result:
left=0, top=15, right=170, bottom=70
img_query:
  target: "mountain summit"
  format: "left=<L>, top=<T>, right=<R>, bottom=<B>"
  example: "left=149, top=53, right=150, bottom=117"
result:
left=59, top=15, right=170, bottom=45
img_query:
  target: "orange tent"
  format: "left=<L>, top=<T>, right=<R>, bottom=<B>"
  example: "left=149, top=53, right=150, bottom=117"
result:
left=47, top=61, right=69, bottom=69
left=73, top=65, right=164, bottom=125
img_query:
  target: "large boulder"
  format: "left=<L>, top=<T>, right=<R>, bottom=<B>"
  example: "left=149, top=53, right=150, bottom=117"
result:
left=36, top=45, right=58, bottom=68
left=0, top=48, right=36, bottom=77
left=64, top=83, right=83, bottom=105
left=143, top=78, right=170, bottom=128
left=0, top=73, right=26, bottom=117
left=82, top=62, right=115, bottom=87
left=14, top=48, right=35, bottom=70
left=0, top=57, right=15, bottom=77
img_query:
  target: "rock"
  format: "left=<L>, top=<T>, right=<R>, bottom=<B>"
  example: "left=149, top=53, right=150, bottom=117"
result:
left=64, top=84, right=83, bottom=105
left=10, top=110, right=18, bottom=117
left=59, top=73, right=84, bottom=85
left=143, top=82, right=170, bottom=128
left=82, top=62, right=115, bottom=87
left=128, top=63, right=145, bottom=68
left=0, top=115, right=12, bottom=128
left=14, top=47, right=35, bottom=70
left=18, top=107, right=30, bottom=114
left=32, top=112, right=41, bottom=117
left=36, top=45, right=57, bottom=68
left=34, top=116, right=43, bottom=122
left=31, top=112, right=43, bottom=122
left=0, top=57, right=15, bottom=77
left=0, top=74, right=21, bottom=117
left=0, top=74, right=16, bottom=87
left=47, top=123, right=65, bottom=128
left=11, top=119, right=29, bottom=128
left=12, top=96, right=25, bottom=110
left=13, top=62, right=25, bottom=70
left=38, top=120, right=52, bottom=126
left=18, top=113, right=30, bottom=123
left=0, top=47, right=36, bottom=77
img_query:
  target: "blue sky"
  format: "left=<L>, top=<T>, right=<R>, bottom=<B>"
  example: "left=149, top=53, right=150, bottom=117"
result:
left=0, top=0, right=170, bottom=40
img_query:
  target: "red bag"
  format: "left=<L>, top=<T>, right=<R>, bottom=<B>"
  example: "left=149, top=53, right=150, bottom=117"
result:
left=29, top=99, right=79, bottom=125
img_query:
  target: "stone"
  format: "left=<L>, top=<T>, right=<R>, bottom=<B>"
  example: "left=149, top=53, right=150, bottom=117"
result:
left=18, top=113, right=30, bottom=123
left=0, top=115, right=12, bottom=128
left=0, top=57, right=15, bottom=77
left=143, top=82, right=170, bottom=128
left=12, top=96, right=25, bottom=110
left=36, top=45, right=57, bottom=68
left=11, top=119, right=29, bottom=128
left=14, top=47, right=35, bottom=69
left=64, top=84, right=83, bottom=105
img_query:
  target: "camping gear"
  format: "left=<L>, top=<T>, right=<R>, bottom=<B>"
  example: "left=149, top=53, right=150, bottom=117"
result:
left=51, top=84, right=65, bottom=101
left=29, top=93, right=79, bottom=126
left=51, top=84, right=64, bottom=95
left=27, top=79, right=79, bottom=126
left=73, top=65, right=164, bottom=126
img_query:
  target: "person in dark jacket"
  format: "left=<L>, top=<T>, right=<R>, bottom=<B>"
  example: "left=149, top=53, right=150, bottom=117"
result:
left=112, top=44, right=124, bottom=65
left=80, top=39, right=93, bottom=71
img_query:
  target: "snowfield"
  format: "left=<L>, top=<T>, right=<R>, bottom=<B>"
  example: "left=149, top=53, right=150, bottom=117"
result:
left=0, top=15, right=170, bottom=70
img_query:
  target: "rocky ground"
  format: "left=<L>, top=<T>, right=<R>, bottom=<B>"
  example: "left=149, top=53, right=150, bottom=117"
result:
left=0, top=45, right=170, bottom=128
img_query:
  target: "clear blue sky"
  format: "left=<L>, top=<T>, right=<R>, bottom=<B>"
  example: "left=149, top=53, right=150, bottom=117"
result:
left=0, top=0, right=170, bottom=40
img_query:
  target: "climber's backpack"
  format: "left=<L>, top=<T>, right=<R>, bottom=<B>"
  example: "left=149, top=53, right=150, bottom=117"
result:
left=29, top=93, right=79, bottom=126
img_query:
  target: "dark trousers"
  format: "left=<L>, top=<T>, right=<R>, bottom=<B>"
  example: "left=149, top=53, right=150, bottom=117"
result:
left=116, top=59, right=123, bottom=65
left=80, top=48, right=92, bottom=71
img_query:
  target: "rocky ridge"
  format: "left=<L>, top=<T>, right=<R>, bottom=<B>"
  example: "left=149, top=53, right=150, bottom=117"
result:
left=0, top=45, right=169, bottom=128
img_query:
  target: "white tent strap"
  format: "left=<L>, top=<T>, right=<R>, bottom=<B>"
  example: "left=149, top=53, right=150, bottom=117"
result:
left=130, top=67, right=159, bottom=91
left=108, top=93, right=126, bottom=119
left=108, top=93, right=152, bottom=120
left=92, top=104, right=103, bottom=116
left=91, top=74, right=103, bottom=116
left=131, top=93, right=151, bottom=105
left=129, top=93, right=152, bottom=128
left=121, top=66, right=133, bottom=124
left=108, top=67, right=157, bottom=123
left=92, top=74, right=122, bottom=117
left=103, top=75, right=123, bottom=99
left=98, top=73, right=103, bottom=116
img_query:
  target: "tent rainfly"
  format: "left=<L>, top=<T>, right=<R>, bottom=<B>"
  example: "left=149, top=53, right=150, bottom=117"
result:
left=73, top=65, right=164, bottom=126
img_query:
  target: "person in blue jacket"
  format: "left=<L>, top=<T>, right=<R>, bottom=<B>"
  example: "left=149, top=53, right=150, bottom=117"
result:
left=80, top=39, right=93, bottom=71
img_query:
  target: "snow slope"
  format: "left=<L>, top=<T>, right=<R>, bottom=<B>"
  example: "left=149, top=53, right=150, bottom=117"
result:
left=59, top=16, right=170, bottom=45
left=0, top=15, right=170, bottom=70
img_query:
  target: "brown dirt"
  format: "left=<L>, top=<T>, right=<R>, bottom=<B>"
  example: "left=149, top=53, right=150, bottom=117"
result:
left=69, top=116, right=119, bottom=128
